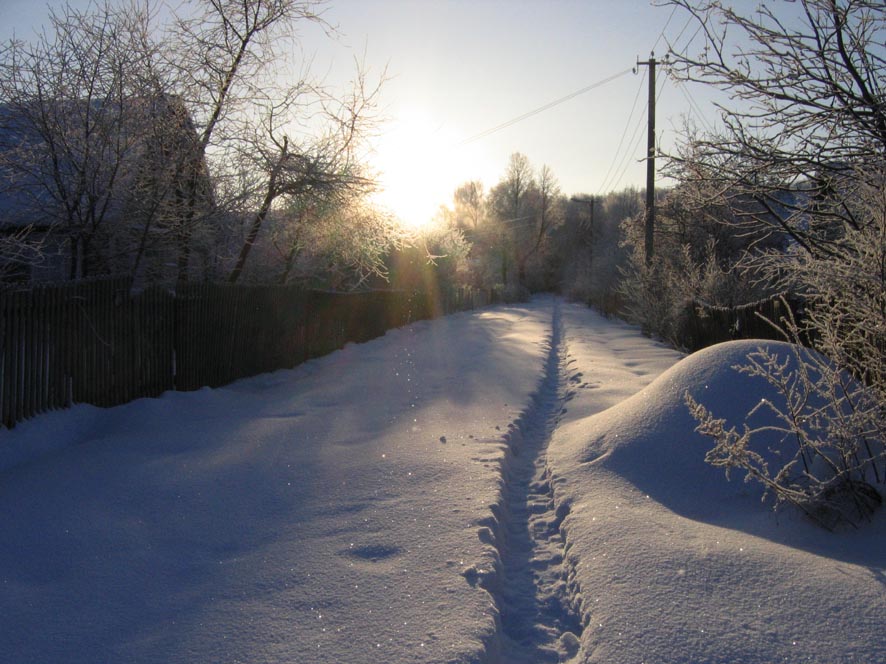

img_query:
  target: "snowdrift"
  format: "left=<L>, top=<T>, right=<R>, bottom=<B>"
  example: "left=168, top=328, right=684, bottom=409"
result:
left=570, top=340, right=807, bottom=519
left=548, top=337, right=886, bottom=664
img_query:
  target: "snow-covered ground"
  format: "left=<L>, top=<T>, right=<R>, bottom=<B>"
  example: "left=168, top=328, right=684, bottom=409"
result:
left=0, top=297, right=883, bottom=663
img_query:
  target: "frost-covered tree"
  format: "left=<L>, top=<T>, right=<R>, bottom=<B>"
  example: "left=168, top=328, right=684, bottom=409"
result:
left=664, top=0, right=886, bottom=254
left=225, top=62, right=385, bottom=284
left=666, top=0, right=886, bottom=525
left=0, top=1, right=166, bottom=280
left=553, top=188, right=640, bottom=313
left=0, top=0, right=391, bottom=287
left=485, top=154, right=565, bottom=293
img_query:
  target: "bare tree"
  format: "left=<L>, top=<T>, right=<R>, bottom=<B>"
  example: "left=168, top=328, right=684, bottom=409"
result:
left=487, top=152, right=536, bottom=286
left=0, top=1, right=161, bottom=279
left=163, top=0, right=329, bottom=284
left=1, top=0, right=392, bottom=288
left=514, top=163, right=562, bottom=285
left=664, top=0, right=886, bottom=255
left=453, top=180, right=484, bottom=232
left=226, top=61, right=384, bottom=283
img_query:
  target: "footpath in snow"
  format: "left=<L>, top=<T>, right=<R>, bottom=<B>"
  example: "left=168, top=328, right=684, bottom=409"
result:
left=1, top=296, right=884, bottom=663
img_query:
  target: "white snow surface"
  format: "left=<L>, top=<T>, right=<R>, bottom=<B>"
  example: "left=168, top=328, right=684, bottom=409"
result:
left=0, top=297, right=883, bottom=663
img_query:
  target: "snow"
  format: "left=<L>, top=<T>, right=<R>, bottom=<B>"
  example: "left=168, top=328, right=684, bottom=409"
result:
left=0, top=296, right=883, bottom=663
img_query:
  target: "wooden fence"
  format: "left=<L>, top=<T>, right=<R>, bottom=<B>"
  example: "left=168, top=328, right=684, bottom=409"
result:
left=676, top=295, right=807, bottom=352
left=0, top=278, right=497, bottom=428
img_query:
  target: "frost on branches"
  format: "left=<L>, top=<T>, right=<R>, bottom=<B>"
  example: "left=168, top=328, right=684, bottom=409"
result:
left=686, top=344, right=884, bottom=530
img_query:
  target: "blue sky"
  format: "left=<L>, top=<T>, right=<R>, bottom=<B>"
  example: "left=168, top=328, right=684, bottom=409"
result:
left=1, top=0, right=734, bottom=225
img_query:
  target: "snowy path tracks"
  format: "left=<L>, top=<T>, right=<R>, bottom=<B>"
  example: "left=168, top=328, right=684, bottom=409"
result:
left=0, top=298, right=559, bottom=664
left=486, top=300, right=584, bottom=662
left=0, top=296, right=681, bottom=664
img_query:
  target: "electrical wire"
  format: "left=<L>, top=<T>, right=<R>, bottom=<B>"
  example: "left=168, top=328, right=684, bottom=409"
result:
left=596, top=9, right=709, bottom=196
left=457, top=68, right=633, bottom=146
left=677, top=81, right=716, bottom=134
left=607, top=71, right=668, bottom=193
left=596, top=68, right=647, bottom=195
left=667, top=12, right=695, bottom=52
left=606, top=110, right=648, bottom=193
left=651, top=4, right=679, bottom=54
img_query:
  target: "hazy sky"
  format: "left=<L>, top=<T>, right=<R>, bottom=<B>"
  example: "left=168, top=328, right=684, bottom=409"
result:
left=1, top=0, right=729, bottom=225
left=308, top=0, right=723, bottom=224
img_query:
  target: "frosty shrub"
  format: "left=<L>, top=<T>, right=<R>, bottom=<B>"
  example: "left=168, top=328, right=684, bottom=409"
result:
left=686, top=345, right=885, bottom=530
left=618, top=233, right=759, bottom=349
left=689, top=168, right=886, bottom=530
left=617, top=253, right=674, bottom=340
left=662, top=1, right=886, bottom=529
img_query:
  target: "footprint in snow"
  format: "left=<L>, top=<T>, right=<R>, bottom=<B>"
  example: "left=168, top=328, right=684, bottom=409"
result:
left=342, top=544, right=402, bottom=562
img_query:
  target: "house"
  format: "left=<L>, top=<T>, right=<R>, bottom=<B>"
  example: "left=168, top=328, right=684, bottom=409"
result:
left=0, top=95, right=213, bottom=285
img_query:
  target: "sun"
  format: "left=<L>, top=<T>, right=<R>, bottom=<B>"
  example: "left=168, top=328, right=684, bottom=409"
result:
left=371, top=108, right=466, bottom=230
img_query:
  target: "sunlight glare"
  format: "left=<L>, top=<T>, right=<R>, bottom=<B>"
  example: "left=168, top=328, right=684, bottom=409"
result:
left=371, top=108, right=493, bottom=230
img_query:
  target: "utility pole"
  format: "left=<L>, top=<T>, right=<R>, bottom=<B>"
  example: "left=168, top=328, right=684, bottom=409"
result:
left=636, top=53, right=657, bottom=264
left=570, top=196, right=595, bottom=242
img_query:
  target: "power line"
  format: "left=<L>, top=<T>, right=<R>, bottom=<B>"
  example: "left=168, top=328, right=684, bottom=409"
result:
left=457, top=68, right=633, bottom=146
left=596, top=68, right=647, bottom=195
left=605, top=70, right=667, bottom=194
left=595, top=8, right=687, bottom=196
left=651, top=4, right=679, bottom=54
left=667, top=12, right=695, bottom=50
left=676, top=81, right=716, bottom=134
left=606, top=109, right=648, bottom=194
left=598, top=10, right=706, bottom=196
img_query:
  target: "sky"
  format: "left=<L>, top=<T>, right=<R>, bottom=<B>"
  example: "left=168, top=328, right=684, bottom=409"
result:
left=303, top=0, right=721, bottom=224
left=0, top=0, right=728, bottom=226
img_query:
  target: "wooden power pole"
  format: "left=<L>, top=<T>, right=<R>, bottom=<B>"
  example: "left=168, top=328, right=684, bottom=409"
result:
left=636, top=54, right=657, bottom=264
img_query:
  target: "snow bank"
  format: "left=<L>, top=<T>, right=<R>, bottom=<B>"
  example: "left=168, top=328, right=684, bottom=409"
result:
left=548, top=314, right=886, bottom=664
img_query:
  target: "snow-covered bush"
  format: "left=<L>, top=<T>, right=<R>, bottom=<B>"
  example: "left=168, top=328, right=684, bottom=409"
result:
left=689, top=168, right=886, bottom=529
left=686, top=344, right=884, bottom=530
left=661, top=1, right=886, bottom=530
left=617, top=231, right=760, bottom=348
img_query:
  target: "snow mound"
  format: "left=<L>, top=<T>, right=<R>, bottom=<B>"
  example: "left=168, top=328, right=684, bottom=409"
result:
left=549, top=334, right=886, bottom=664
left=573, top=339, right=884, bottom=534
left=566, top=339, right=825, bottom=520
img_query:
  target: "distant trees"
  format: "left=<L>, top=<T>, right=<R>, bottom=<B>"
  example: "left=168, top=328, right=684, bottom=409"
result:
left=432, top=159, right=651, bottom=306
left=553, top=188, right=641, bottom=314
left=0, top=0, right=390, bottom=289
left=481, top=153, right=566, bottom=293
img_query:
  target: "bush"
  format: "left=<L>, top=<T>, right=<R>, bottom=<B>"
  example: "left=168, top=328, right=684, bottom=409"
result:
left=686, top=345, right=884, bottom=530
